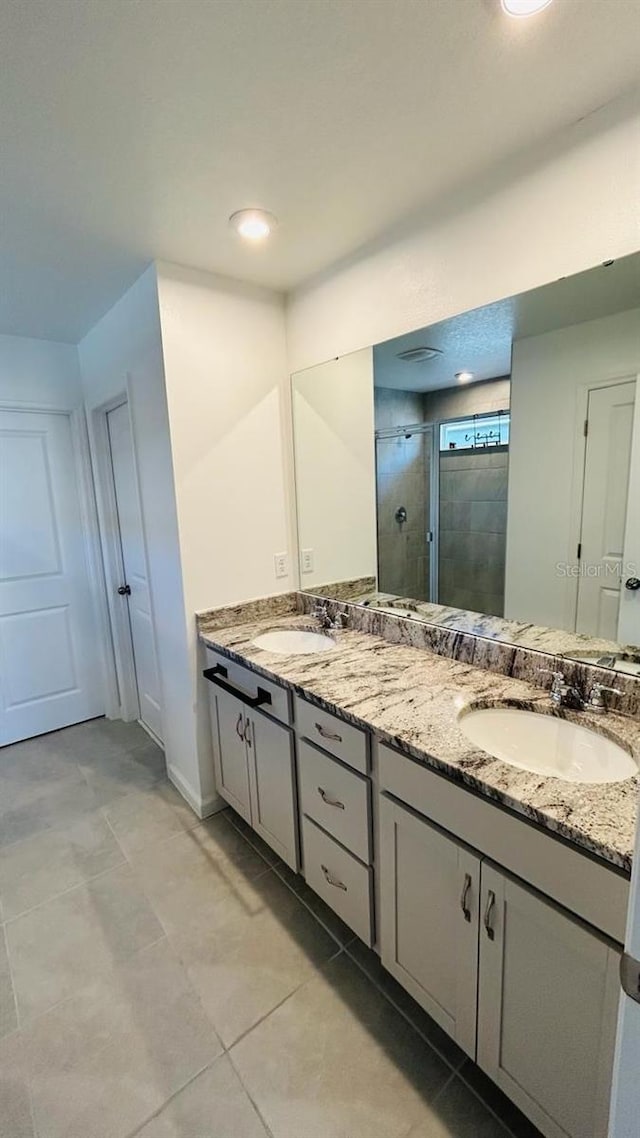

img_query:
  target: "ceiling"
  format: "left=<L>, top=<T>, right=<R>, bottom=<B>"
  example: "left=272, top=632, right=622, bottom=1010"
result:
left=373, top=253, right=640, bottom=391
left=1, top=0, right=639, bottom=343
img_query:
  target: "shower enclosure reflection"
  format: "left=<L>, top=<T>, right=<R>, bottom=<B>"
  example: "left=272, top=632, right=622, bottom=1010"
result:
left=374, top=384, right=510, bottom=616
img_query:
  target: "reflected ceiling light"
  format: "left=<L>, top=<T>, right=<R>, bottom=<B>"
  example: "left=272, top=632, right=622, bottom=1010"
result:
left=501, top=0, right=553, bottom=15
left=455, top=371, right=474, bottom=383
left=229, top=209, right=278, bottom=241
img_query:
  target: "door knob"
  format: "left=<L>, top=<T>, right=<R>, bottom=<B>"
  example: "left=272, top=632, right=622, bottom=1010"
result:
left=117, top=584, right=131, bottom=595
left=624, top=578, right=640, bottom=591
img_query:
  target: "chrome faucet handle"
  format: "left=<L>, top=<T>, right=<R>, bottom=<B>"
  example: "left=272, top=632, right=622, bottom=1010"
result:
left=537, top=667, right=581, bottom=708
left=537, top=668, right=566, bottom=699
left=585, top=682, right=623, bottom=713
left=330, top=612, right=347, bottom=630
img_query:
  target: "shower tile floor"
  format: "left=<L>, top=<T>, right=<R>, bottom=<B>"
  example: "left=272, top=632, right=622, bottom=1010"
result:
left=0, top=718, right=541, bottom=1137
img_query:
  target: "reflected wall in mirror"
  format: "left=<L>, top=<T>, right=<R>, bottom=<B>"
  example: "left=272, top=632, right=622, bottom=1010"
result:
left=291, top=253, right=640, bottom=674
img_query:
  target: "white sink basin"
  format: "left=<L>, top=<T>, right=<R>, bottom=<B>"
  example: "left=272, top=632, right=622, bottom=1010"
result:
left=252, top=629, right=335, bottom=655
left=458, top=706, right=636, bottom=784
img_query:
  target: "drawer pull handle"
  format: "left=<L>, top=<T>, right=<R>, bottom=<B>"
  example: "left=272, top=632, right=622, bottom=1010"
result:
left=460, top=873, right=472, bottom=923
left=315, top=723, right=342, bottom=743
left=484, top=890, right=496, bottom=941
left=321, top=864, right=347, bottom=891
left=317, top=787, right=345, bottom=810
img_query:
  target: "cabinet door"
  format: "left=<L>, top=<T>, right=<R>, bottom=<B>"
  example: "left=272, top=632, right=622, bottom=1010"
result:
left=246, top=711, right=299, bottom=871
left=478, top=864, right=620, bottom=1138
left=379, top=795, right=480, bottom=1058
left=210, top=686, right=251, bottom=822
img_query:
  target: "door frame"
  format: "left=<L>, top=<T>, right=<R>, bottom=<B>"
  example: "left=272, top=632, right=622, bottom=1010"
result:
left=568, top=372, right=639, bottom=633
left=0, top=397, right=115, bottom=721
left=90, top=391, right=163, bottom=737
left=91, top=393, right=139, bottom=721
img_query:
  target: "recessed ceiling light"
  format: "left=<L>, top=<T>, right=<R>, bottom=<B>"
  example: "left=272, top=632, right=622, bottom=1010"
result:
left=501, top=0, right=553, bottom=15
left=455, top=371, right=474, bottom=383
left=229, top=209, right=278, bottom=241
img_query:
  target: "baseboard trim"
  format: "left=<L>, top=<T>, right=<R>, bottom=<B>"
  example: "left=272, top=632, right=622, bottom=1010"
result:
left=167, top=763, right=225, bottom=820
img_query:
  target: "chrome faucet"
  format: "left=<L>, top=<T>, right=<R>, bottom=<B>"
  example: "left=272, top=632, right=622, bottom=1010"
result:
left=311, top=603, right=347, bottom=631
left=584, top=682, right=623, bottom=714
left=538, top=669, right=582, bottom=709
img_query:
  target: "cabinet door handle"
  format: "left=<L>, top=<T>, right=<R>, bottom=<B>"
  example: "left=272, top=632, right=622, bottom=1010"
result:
left=484, top=890, right=496, bottom=941
left=320, top=864, right=347, bottom=891
left=315, top=723, right=342, bottom=743
left=244, top=719, right=252, bottom=748
left=235, top=713, right=245, bottom=741
left=460, top=872, right=472, bottom=922
left=203, top=666, right=272, bottom=710
left=317, top=787, right=345, bottom=810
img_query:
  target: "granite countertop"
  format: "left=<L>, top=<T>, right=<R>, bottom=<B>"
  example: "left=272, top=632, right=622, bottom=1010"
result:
left=198, top=609, right=640, bottom=874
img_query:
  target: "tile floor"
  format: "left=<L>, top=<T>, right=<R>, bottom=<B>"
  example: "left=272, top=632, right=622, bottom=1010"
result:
left=0, top=718, right=542, bottom=1138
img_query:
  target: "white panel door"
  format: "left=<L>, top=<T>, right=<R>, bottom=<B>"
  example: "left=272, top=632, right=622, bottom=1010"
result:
left=618, top=376, right=640, bottom=645
left=478, top=864, right=620, bottom=1138
left=0, top=409, right=103, bottom=744
left=107, top=402, right=162, bottom=741
left=379, top=795, right=480, bottom=1058
left=576, top=381, right=636, bottom=638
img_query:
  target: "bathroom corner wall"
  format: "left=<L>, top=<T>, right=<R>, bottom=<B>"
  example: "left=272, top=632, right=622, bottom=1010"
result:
left=155, top=261, right=293, bottom=813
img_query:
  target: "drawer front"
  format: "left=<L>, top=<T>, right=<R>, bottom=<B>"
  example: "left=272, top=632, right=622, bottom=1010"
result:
left=298, top=740, right=371, bottom=863
left=295, top=695, right=368, bottom=774
left=205, top=648, right=291, bottom=725
left=302, top=816, right=373, bottom=945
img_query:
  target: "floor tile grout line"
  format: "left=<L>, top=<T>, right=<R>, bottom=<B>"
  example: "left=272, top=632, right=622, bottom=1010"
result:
left=124, top=1056, right=221, bottom=1138
left=223, top=809, right=356, bottom=951
left=225, top=944, right=347, bottom=1056
left=343, top=939, right=468, bottom=1077
left=1, top=852, right=129, bottom=930
left=453, top=1065, right=527, bottom=1138
left=0, top=920, right=19, bottom=1036
left=13, top=930, right=170, bottom=1037
left=226, top=1045, right=278, bottom=1138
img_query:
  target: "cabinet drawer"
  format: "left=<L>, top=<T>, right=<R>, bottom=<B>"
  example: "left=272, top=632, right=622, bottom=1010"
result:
left=298, top=740, right=371, bottom=863
left=302, top=816, right=373, bottom=946
left=205, top=648, right=291, bottom=725
left=295, top=695, right=368, bottom=774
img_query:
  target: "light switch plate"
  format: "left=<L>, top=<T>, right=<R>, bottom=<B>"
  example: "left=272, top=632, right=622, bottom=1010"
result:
left=274, top=552, right=288, bottom=579
left=301, top=549, right=314, bottom=574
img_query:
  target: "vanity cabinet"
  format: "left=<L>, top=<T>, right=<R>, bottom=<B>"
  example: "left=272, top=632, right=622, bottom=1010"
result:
left=478, top=864, right=620, bottom=1138
left=205, top=655, right=299, bottom=870
left=379, top=795, right=480, bottom=1057
left=379, top=790, right=620, bottom=1138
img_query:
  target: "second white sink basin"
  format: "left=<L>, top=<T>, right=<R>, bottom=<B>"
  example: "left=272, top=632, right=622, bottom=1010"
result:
left=252, top=629, right=335, bottom=655
left=459, top=706, right=635, bottom=784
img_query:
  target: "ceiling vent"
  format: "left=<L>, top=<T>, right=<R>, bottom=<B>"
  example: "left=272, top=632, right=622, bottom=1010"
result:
left=396, top=346, right=443, bottom=363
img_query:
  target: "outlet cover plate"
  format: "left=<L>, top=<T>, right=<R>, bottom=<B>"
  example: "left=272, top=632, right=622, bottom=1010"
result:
left=274, top=552, right=288, bottom=579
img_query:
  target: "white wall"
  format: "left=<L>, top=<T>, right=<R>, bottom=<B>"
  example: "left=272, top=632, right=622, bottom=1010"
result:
left=0, top=333, right=82, bottom=409
left=155, top=262, right=292, bottom=812
left=78, top=266, right=207, bottom=810
left=286, top=98, right=640, bottom=373
left=293, top=349, right=376, bottom=588
left=505, top=308, right=640, bottom=631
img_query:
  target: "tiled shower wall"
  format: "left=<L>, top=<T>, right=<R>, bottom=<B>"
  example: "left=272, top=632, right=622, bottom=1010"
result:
left=375, top=388, right=430, bottom=601
left=439, top=445, right=509, bottom=616
left=374, top=380, right=510, bottom=607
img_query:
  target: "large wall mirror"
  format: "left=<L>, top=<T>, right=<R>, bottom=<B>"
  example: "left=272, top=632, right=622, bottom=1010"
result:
left=291, top=253, right=640, bottom=676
